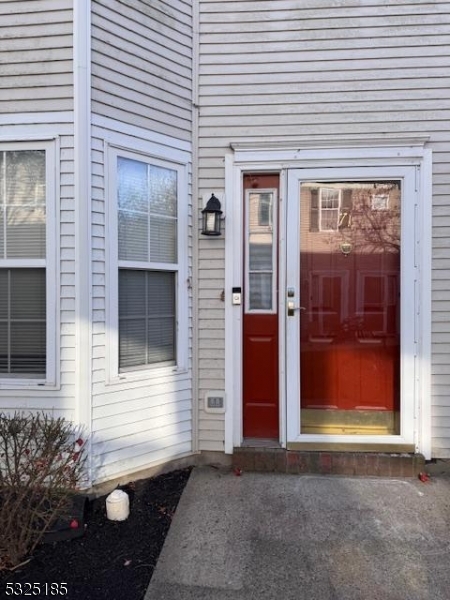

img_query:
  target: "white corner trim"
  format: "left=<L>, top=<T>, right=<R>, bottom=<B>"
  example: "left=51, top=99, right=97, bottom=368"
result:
left=224, top=154, right=244, bottom=453
left=191, top=0, right=200, bottom=454
left=418, top=148, right=433, bottom=460
left=74, top=0, right=93, bottom=482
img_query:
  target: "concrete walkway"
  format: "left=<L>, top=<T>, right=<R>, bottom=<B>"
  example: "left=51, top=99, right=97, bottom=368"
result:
left=145, top=466, right=450, bottom=600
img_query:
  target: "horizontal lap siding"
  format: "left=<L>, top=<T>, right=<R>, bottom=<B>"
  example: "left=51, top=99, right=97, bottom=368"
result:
left=0, top=1, right=73, bottom=113
left=90, top=0, right=193, bottom=483
left=198, top=0, right=450, bottom=456
left=91, top=0, right=192, bottom=142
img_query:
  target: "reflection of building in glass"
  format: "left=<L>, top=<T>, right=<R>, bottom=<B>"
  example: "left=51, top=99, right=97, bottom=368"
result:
left=300, top=181, right=402, bottom=433
left=246, top=190, right=276, bottom=312
left=300, top=181, right=401, bottom=340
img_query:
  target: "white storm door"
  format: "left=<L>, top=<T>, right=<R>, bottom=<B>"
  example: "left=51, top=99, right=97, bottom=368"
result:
left=285, top=166, right=417, bottom=448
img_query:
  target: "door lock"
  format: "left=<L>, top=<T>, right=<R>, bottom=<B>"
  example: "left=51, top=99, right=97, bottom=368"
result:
left=287, top=302, right=306, bottom=317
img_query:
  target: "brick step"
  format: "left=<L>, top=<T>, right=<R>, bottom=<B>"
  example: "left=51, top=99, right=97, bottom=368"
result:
left=233, top=448, right=425, bottom=477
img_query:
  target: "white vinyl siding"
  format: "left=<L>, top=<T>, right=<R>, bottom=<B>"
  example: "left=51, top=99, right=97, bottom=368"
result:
left=91, top=0, right=192, bottom=142
left=0, top=1, right=73, bottom=114
left=197, top=0, right=450, bottom=456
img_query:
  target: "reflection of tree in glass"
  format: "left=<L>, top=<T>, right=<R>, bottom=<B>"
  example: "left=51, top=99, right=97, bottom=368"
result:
left=4, top=151, right=45, bottom=208
left=116, top=159, right=177, bottom=217
left=1, top=151, right=46, bottom=260
left=117, top=158, right=148, bottom=212
left=149, top=165, right=177, bottom=217
left=336, top=184, right=400, bottom=255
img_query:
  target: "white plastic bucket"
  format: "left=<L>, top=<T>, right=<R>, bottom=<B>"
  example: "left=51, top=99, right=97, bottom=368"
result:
left=106, top=489, right=130, bottom=521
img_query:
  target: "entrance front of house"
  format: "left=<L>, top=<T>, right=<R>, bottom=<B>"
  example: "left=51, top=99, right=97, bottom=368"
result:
left=226, top=145, right=431, bottom=457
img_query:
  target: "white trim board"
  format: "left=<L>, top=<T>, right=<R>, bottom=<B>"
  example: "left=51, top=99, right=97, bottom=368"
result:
left=92, top=114, right=191, bottom=155
left=0, top=112, right=73, bottom=126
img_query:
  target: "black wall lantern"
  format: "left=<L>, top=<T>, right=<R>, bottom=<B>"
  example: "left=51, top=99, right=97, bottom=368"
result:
left=201, top=193, right=223, bottom=236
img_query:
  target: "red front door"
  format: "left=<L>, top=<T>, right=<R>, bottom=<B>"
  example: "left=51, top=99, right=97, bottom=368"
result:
left=242, top=174, right=279, bottom=439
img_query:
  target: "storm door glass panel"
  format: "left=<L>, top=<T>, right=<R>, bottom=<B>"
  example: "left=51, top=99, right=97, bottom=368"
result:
left=246, top=191, right=275, bottom=311
left=300, top=181, right=401, bottom=435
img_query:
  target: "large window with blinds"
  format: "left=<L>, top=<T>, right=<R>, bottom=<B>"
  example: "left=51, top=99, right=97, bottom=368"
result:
left=116, top=155, right=179, bottom=372
left=0, top=147, right=55, bottom=381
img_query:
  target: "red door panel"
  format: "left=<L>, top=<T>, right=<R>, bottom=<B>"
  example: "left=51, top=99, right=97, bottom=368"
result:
left=243, top=315, right=279, bottom=438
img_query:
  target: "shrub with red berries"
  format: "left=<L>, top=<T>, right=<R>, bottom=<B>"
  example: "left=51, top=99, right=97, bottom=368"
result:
left=0, top=412, right=87, bottom=570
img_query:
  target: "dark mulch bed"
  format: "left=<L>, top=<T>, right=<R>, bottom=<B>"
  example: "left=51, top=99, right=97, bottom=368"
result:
left=1, top=468, right=191, bottom=600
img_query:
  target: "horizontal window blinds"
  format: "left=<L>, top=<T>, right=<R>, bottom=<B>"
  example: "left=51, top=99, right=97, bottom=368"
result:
left=119, top=270, right=175, bottom=369
left=0, top=269, right=46, bottom=375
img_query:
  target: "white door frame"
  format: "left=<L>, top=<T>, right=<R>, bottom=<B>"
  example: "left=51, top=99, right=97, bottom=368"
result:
left=224, top=140, right=432, bottom=458
left=286, top=166, right=416, bottom=447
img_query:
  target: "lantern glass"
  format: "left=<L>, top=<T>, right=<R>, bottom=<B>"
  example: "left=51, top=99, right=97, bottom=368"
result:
left=201, top=194, right=222, bottom=236
left=206, top=213, right=216, bottom=232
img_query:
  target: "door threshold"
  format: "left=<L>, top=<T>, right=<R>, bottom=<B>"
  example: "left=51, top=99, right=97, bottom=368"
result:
left=242, top=438, right=281, bottom=449
left=286, top=442, right=415, bottom=453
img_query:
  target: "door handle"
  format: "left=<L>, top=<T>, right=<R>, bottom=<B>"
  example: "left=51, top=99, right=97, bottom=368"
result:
left=287, top=302, right=306, bottom=317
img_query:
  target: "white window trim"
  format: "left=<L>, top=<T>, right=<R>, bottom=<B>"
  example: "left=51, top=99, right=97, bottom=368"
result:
left=0, top=140, right=59, bottom=389
left=319, top=187, right=341, bottom=231
left=106, top=144, right=189, bottom=385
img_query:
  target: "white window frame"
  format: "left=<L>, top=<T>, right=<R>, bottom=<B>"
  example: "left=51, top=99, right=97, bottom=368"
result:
left=371, top=193, right=389, bottom=211
left=319, top=187, right=341, bottom=231
left=106, top=145, right=189, bottom=384
left=0, top=140, right=58, bottom=389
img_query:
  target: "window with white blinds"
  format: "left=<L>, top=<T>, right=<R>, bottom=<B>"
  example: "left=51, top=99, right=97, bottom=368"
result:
left=117, top=156, right=178, bottom=371
left=0, top=150, right=47, bottom=378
